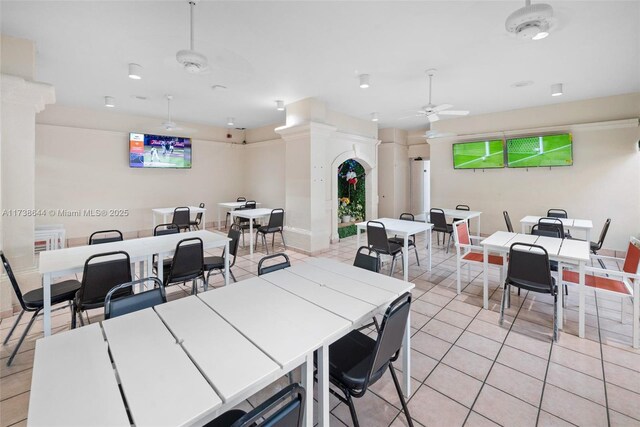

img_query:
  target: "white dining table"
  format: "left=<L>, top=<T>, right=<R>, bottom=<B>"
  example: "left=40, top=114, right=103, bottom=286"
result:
left=435, top=208, right=483, bottom=236
left=152, top=205, right=206, bottom=228
left=228, top=208, right=273, bottom=255
left=520, top=215, right=593, bottom=242
left=38, top=230, right=230, bottom=336
left=355, top=217, right=433, bottom=281
left=480, top=231, right=590, bottom=337
left=217, top=201, right=261, bottom=229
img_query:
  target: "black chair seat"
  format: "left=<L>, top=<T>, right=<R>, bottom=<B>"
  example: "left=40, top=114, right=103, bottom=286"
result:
left=203, top=255, right=225, bottom=270
left=258, top=225, right=282, bottom=233
left=328, top=330, right=388, bottom=391
left=203, top=409, right=246, bottom=427
left=384, top=242, right=403, bottom=255
left=388, top=237, right=414, bottom=247
left=23, top=279, right=81, bottom=309
left=433, top=223, right=453, bottom=233
left=509, top=277, right=557, bottom=294
left=153, top=258, right=173, bottom=272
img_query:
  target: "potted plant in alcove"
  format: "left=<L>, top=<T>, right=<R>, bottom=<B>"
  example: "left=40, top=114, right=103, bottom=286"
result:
left=338, top=198, right=352, bottom=223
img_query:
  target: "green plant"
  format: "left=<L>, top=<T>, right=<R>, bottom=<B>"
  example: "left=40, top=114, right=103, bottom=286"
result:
left=337, top=204, right=352, bottom=219
left=338, top=224, right=357, bottom=239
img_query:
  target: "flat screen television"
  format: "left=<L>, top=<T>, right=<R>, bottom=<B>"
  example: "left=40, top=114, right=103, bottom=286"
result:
left=129, top=132, right=192, bottom=169
left=453, top=140, right=505, bottom=169
left=506, top=133, right=573, bottom=168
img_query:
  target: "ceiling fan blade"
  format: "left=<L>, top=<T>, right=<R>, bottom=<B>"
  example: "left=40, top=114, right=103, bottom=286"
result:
left=397, top=115, right=421, bottom=120
left=439, top=110, right=470, bottom=116
left=431, top=103, right=453, bottom=113
left=427, top=114, right=440, bottom=123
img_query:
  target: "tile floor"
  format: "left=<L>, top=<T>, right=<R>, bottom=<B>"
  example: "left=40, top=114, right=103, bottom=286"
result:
left=1, top=229, right=639, bottom=427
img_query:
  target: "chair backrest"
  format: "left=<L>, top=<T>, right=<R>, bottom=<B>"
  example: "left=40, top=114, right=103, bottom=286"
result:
left=546, top=209, right=568, bottom=219
left=429, top=208, right=448, bottom=229
left=226, top=224, right=242, bottom=266
left=236, top=197, right=246, bottom=202
left=104, top=277, right=166, bottom=320
left=195, top=203, right=205, bottom=222
left=366, top=221, right=391, bottom=253
left=456, top=204, right=470, bottom=211
left=503, top=211, right=514, bottom=233
left=257, top=253, right=291, bottom=276
left=622, top=237, right=640, bottom=275
left=537, top=217, right=565, bottom=238
left=594, top=218, right=611, bottom=249
left=506, top=243, right=554, bottom=293
left=171, top=207, right=191, bottom=228
left=453, top=220, right=471, bottom=247
left=399, top=213, right=415, bottom=221
left=78, top=251, right=133, bottom=307
left=531, top=223, right=562, bottom=239
left=245, top=200, right=257, bottom=209
left=267, top=208, right=285, bottom=229
left=230, top=384, right=305, bottom=427
left=154, top=223, right=180, bottom=236
left=0, top=251, right=28, bottom=311
left=366, top=292, right=412, bottom=389
left=89, top=229, right=123, bottom=245
left=353, top=246, right=380, bottom=272
left=166, top=238, right=204, bottom=284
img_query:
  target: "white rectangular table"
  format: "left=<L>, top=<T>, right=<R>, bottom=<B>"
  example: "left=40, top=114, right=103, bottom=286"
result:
left=217, top=201, right=261, bottom=229
left=355, top=217, right=433, bottom=281
left=437, top=208, right=483, bottom=236
left=228, top=208, right=273, bottom=255
left=38, top=230, right=230, bottom=336
left=28, top=324, right=130, bottom=427
left=520, top=215, right=593, bottom=242
left=481, top=232, right=590, bottom=337
left=152, top=205, right=206, bottom=229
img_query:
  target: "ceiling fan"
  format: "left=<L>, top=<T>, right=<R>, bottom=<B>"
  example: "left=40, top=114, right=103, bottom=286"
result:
left=413, top=69, right=469, bottom=122
left=159, top=95, right=195, bottom=134
left=176, top=1, right=209, bottom=74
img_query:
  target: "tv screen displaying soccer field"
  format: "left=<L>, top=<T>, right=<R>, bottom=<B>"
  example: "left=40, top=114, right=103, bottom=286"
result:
left=129, top=133, right=192, bottom=169
left=452, top=140, right=505, bottom=169
left=506, top=133, right=572, bottom=168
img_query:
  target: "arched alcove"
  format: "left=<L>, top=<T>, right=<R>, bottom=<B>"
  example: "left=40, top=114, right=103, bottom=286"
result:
left=337, top=159, right=365, bottom=238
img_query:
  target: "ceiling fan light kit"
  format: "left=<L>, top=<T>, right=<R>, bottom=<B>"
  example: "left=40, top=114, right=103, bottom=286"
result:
left=505, top=0, right=554, bottom=40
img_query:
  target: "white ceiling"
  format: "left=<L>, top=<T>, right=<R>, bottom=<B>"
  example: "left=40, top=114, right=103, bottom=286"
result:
left=2, top=1, right=639, bottom=130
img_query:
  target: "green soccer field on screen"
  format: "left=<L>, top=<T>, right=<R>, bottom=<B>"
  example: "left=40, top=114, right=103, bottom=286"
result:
left=507, top=133, right=573, bottom=168
left=453, top=140, right=505, bottom=169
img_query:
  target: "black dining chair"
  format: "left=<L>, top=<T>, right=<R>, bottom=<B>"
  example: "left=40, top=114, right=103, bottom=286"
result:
left=152, top=223, right=180, bottom=276
left=503, top=210, right=514, bottom=233
left=591, top=218, right=612, bottom=269
left=104, top=277, right=166, bottom=320
left=189, top=202, right=205, bottom=230
left=88, top=229, right=123, bottom=245
left=204, top=224, right=241, bottom=288
left=1, top=251, right=80, bottom=366
left=164, top=237, right=205, bottom=295
left=500, top=243, right=558, bottom=341
left=257, top=253, right=291, bottom=276
left=205, top=384, right=305, bottom=427
left=388, top=213, right=420, bottom=266
left=225, top=197, right=247, bottom=229
left=547, top=208, right=568, bottom=219
left=256, top=208, right=286, bottom=254
left=319, top=292, right=414, bottom=427
left=171, top=206, right=191, bottom=232
left=367, top=221, right=404, bottom=276
left=234, top=203, right=257, bottom=246
left=537, top=217, right=565, bottom=239
left=72, top=251, right=133, bottom=328
left=530, top=223, right=569, bottom=300
left=452, top=204, right=470, bottom=226
left=353, top=246, right=380, bottom=273
left=430, top=208, right=454, bottom=253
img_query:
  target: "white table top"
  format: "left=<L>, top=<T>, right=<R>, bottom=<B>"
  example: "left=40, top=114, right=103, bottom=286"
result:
left=152, top=205, right=206, bottom=215
left=28, top=323, right=130, bottom=427
left=228, top=208, right=274, bottom=219
left=481, top=232, right=590, bottom=263
left=355, top=218, right=433, bottom=235
left=218, top=201, right=261, bottom=208
left=199, top=278, right=351, bottom=368
left=102, top=308, right=221, bottom=427
left=39, top=230, right=229, bottom=275
left=520, top=215, right=593, bottom=229
left=439, top=209, right=482, bottom=219
left=155, top=296, right=281, bottom=403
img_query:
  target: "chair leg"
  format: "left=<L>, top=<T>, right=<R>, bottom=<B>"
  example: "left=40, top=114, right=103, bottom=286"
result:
left=6, top=310, right=40, bottom=366
left=3, top=310, right=25, bottom=345
left=499, top=284, right=506, bottom=325
left=191, top=279, right=198, bottom=295
left=446, top=233, right=451, bottom=254
left=553, top=294, right=559, bottom=342
left=389, top=363, right=414, bottom=427
left=280, top=230, right=287, bottom=250
left=229, top=269, right=237, bottom=283
left=456, top=257, right=461, bottom=294
left=344, top=391, right=360, bottom=427
left=413, top=245, right=420, bottom=266
left=263, top=233, right=269, bottom=255
left=272, top=233, right=275, bottom=251
left=389, top=256, right=397, bottom=277
left=78, top=309, right=85, bottom=326
left=71, top=304, right=77, bottom=329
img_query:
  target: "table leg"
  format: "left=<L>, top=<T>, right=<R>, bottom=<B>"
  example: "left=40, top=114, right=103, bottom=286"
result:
left=403, top=235, right=409, bottom=282
left=218, top=206, right=222, bottom=230
left=477, top=215, right=482, bottom=237
left=557, top=262, right=564, bottom=330
left=138, top=260, right=145, bottom=290
left=317, top=344, right=329, bottom=427
left=402, top=311, right=411, bottom=397
left=579, top=261, right=585, bottom=338
left=483, top=246, right=489, bottom=309
left=146, top=255, right=153, bottom=278
left=302, top=353, right=314, bottom=427
left=521, top=223, right=526, bottom=233
left=356, top=226, right=361, bottom=250
left=201, top=210, right=206, bottom=231
left=249, top=220, right=254, bottom=256
left=427, top=228, right=432, bottom=271
left=157, top=252, right=166, bottom=284
left=586, top=228, right=591, bottom=244
left=224, top=240, right=230, bottom=286
left=43, top=273, right=52, bottom=336
left=633, top=281, right=639, bottom=349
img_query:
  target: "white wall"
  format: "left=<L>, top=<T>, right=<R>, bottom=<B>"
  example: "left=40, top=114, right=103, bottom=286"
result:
left=241, top=139, right=286, bottom=210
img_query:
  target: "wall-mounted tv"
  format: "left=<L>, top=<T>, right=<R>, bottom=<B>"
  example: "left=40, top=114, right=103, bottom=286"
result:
left=129, top=132, right=192, bottom=169
left=453, top=140, right=505, bottom=169
left=506, top=133, right=572, bottom=168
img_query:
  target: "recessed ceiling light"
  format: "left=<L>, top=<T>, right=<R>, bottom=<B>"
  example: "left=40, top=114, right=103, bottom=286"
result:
left=227, top=117, right=235, bottom=126
left=131, top=95, right=148, bottom=101
left=275, top=100, right=285, bottom=111
left=104, top=96, right=115, bottom=107
left=511, top=80, right=534, bottom=88
left=551, top=83, right=563, bottom=96
left=359, top=74, right=370, bottom=89
left=370, top=112, right=379, bottom=122
left=128, top=63, right=142, bottom=80
left=211, top=85, right=227, bottom=91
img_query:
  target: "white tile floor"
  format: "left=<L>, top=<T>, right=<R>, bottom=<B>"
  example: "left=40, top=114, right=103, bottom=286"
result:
left=1, top=229, right=639, bottom=427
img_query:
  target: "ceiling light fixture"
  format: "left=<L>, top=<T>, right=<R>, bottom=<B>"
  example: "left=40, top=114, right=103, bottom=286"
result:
left=128, top=63, right=142, bottom=80
left=551, top=83, right=563, bottom=96
left=104, top=96, right=115, bottom=107
left=370, top=112, right=379, bottom=122
left=505, top=0, right=554, bottom=41
left=275, top=100, right=285, bottom=111
left=227, top=117, right=235, bottom=126
left=176, top=1, right=209, bottom=74
left=359, top=74, right=370, bottom=89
